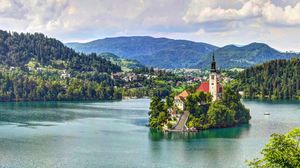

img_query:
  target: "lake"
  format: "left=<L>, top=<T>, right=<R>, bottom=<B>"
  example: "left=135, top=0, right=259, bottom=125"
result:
left=0, top=99, right=299, bottom=168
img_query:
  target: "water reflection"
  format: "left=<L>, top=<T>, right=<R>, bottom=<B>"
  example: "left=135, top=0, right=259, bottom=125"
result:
left=148, top=124, right=251, bottom=141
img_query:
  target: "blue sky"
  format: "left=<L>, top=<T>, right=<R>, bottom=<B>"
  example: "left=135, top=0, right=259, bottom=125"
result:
left=1, top=0, right=300, bottom=51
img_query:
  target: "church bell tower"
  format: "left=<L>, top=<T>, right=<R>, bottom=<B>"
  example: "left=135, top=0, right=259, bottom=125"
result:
left=209, top=53, right=219, bottom=101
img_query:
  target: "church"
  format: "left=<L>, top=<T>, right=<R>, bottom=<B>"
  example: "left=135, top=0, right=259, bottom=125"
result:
left=174, top=54, right=222, bottom=111
left=196, top=54, right=222, bottom=101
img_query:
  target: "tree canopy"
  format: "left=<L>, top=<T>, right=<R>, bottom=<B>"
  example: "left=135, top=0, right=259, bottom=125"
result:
left=247, top=128, right=300, bottom=168
left=238, top=58, right=300, bottom=100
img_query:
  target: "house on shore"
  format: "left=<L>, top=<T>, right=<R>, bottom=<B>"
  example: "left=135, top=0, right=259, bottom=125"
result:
left=174, top=90, right=190, bottom=111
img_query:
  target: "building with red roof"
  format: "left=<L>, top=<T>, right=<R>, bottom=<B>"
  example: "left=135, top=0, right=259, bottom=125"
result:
left=196, top=82, right=210, bottom=93
left=174, top=90, right=190, bottom=111
left=196, top=82, right=222, bottom=94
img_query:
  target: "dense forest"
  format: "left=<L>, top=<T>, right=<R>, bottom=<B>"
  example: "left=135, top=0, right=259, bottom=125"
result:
left=0, top=69, right=121, bottom=101
left=0, top=30, right=122, bottom=101
left=0, top=30, right=121, bottom=72
left=238, top=58, right=300, bottom=100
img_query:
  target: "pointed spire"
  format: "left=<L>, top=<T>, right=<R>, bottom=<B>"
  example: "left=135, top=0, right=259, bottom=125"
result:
left=211, top=52, right=216, bottom=72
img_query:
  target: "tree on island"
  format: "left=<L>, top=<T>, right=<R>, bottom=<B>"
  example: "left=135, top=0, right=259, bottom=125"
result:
left=148, top=96, right=167, bottom=129
left=247, top=128, right=300, bottom=168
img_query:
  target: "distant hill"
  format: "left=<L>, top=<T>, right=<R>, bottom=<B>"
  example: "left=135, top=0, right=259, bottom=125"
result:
left=66, top=36, right=218, bottom=69
left=193, top=43, right=300, bottom=69
left=98, top=52, right=145, bottom=71
left=0, top=30, right=121, bottom=73
left=67, top=36, right=300, bottom=69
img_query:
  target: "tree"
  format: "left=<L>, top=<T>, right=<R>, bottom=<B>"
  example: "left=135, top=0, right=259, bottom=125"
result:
left=148, top=96, right=165, bottom=129
left=247, top=128, right=300, bottom=168
left=222, top=85, right=251, bottom=124
left=207, top=101, right=235, bottom=128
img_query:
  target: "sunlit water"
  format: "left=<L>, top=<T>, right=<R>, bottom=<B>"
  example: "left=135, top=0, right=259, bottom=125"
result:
left=0, top=99, right=299, bottom=168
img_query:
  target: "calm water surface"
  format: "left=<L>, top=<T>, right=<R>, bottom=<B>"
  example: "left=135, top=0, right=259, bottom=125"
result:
left=0, top=99, right=299, bottom=168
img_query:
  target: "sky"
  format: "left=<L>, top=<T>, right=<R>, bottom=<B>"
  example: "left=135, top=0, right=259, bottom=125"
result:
left=1, top=0, right=300, bottom=51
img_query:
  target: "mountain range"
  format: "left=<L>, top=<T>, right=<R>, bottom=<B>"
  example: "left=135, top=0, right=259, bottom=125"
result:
left=67, top=36, right=299, bottom=69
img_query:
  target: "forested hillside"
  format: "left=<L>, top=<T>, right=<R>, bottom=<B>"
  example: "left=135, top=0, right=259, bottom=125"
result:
left=0, top=30, right=120, bottom=72
left=0, top=30, right=122, bottom=101
left=238, top=58, right=300, bottom=99
left=99, top=52, right=145, bottom=71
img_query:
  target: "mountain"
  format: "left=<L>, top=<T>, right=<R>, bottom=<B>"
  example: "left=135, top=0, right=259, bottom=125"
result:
left=66, top=36, right=218, bottom=69
left=0, top=30, right=121, bottom=73
left=193, top=43, right=299, bottom=69
left=99, top=52, right=145, bottom=71
left=67, top=36, right=300, bottom=69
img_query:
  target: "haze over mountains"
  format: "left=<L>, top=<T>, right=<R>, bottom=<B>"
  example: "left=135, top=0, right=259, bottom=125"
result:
left=67, top=36, right=299, bottom=69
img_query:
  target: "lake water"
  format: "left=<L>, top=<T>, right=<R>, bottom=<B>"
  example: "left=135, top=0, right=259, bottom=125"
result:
left=0, top=99, right=299, bottom=168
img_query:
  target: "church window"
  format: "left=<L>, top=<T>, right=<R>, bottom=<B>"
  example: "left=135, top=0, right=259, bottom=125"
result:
left=211, top=75, right=214, bottom=79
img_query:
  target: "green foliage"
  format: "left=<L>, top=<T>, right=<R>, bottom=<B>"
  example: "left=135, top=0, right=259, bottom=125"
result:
left=148, top=95, right=176, bottom=130
left=247, top=128, right=300, bottom=168
left=238, top=58, right=300, bottom=100
left=207, top=101, right=235, bottom=128
left=185, top=91, right=211, bottom=116
left=0, top=71, right=122, bottom=101
left=222, top=85, right=251, bottom=124
left=148, top=96, right=166, bottom=129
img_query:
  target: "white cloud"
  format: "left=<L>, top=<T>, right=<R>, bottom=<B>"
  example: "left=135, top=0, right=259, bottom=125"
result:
left=262, top=1, right=300, bottom=25
left=183, top=0, right=300, bottom=26
left=183, top=0, right=264, bottom=23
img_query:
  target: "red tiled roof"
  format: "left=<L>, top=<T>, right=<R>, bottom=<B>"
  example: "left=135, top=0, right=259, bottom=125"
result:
left=196, top=82, right=209, bottom=93
left=196, top=82, right=223, bottom=93
left=175, top=90, right=190, bottom=100
left=178, top=90, right=190, bottom=98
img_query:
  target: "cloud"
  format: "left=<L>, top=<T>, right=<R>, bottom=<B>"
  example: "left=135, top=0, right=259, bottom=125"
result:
left=0, top=0, right=69, bottom=32
left=183, top=0, right=300, bottom=26
left=0, top=0, right=300, bottom=51
left=262, top=1, right=300, bottom=25
left=183, top=0, right=264, bottom=23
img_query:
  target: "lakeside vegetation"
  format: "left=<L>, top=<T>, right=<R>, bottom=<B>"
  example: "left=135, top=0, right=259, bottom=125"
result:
left=238, top=58, right=300, bottom=100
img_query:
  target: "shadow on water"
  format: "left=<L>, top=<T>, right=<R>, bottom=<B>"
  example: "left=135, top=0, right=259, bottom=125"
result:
left=148, top=124, right=251, bottom=141
left=0, top=101, right=121, bottom=124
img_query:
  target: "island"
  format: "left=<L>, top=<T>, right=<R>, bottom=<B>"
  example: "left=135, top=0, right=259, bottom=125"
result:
left=148, top=55, right=251, bottom=131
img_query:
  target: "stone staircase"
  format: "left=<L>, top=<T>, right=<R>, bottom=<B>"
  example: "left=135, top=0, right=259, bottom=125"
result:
left=173, top=111, right=190, bottom=131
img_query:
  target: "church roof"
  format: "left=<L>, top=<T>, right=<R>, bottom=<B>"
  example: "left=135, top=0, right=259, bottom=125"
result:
left=196, top=82, right=209, bottom=93
left=196, top=81, right=222, bottom=93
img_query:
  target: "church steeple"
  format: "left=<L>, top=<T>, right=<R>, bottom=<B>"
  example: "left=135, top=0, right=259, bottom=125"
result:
left=211, top=53, right=216, bottom=72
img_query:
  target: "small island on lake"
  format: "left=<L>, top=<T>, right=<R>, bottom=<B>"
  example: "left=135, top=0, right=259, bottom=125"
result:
left=148, top=55, right=251, bottom=132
